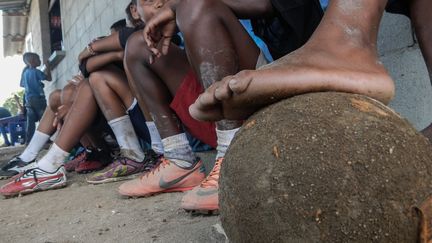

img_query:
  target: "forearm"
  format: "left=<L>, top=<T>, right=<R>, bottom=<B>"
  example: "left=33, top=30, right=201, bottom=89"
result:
left=91, top=33, right=123, bottom=53
left=44, top=68, right=52, bottom=81
left=86, top=51, right=124, bottom=73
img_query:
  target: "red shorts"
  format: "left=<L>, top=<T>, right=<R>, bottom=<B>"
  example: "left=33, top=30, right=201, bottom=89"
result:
left=170, top=70, right=217, bottom=148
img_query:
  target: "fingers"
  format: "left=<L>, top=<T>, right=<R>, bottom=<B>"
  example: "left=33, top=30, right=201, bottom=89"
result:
left=52, top=116, right=58, bottom=128
left=161, top=36, right=172, bottom=56
left=69, top=74, right=84, bottom=85
left=143, top=7, right=176, bottom=57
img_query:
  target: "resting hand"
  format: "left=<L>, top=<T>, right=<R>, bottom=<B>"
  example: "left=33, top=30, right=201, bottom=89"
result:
left=143, top=3, right=177, bottom=63
left=53, top=105, right=70, bottom=130
left=68, top=74, right=84, bottom=86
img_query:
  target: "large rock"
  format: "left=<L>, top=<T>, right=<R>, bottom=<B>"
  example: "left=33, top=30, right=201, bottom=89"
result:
left=220, top=92, right=432, bottom=243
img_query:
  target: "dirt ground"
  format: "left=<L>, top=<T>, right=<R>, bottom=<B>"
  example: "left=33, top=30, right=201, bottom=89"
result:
left=0, top=146, right=226, bottom=243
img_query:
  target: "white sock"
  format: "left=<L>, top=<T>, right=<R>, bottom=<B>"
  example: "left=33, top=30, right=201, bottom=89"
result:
left=216, top=128, right=240, bottom=159
left=37, top=143, right=70, bottom=172
left=19, top=130, right=51, bottom=162
left=108, top=115, right=145, bottom=161
left=162, top=133, right=195, bottom=168
left=146, top=121, right=164, bottom=155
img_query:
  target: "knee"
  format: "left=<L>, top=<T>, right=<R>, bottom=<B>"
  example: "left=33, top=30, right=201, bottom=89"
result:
left=48, top=89, right=62, bottom=111
left=177, top=0, right=220, bottom=28
left=88, top=71, right=108, bottom=89
left=61, top=83, right=77, bottom=106
left=125, top=32, right=153, bottom=65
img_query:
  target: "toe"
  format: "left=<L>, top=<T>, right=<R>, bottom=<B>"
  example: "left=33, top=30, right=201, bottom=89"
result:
left=189, top=102, right=224, bottom=121
left=214, top=76, right=234, bottom=101
left=229, top=70, right=254, bottom=94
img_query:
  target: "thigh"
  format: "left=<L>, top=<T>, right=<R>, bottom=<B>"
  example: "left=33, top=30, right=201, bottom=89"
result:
left=102, top=65, right=134, bottom=107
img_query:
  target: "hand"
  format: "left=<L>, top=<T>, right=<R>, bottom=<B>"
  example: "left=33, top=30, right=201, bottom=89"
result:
left=44, top=60, right=51, bottom=68
left=143, top=3, right=177, bottom=63
left=53, top=105, right=70, bottom=130
left=78, top=47, right=91, bottom=64
left=68, top=73, right=84, bottom=86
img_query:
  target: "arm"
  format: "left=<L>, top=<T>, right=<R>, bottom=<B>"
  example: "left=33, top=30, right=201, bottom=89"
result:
left=143, top=0, right=273, bottom=59
left=78, top=33, right=123, bottom=63
left=85, top=51, right=124, bottom=73
left=44, top=61, right=52, bottom=81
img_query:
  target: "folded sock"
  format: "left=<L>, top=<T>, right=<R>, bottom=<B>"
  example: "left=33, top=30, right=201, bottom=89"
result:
left=162, top=133, right=195, bottom=168
left=19, top=130, right=51, bottom=162
left=37, top=144, right=70, bottom=173
left=216, top=128, right=240, bottom=159
left=146, top=121, right=164, bottom=155
left=109, top=115, right=145, bottom=162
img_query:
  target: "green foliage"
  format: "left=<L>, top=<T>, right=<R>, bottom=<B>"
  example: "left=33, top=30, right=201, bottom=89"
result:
left=2, top=90, right=24, bottom=116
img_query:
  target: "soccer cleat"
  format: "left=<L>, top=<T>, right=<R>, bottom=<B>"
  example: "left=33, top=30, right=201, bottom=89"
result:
left=181, top=158, right=223, bottom=213
left=86, top=149, right=160, bottom=184
left=118, top=157, right=205, bottom=197
left=64, top=148, right=87, bottom=172
left=74, top=147, right=112, bottom=174
left=0, top=156, right=35, bottom=180
left=0, top=166, right=67, bottom=197
left=75, top=160, right=106, bottom=174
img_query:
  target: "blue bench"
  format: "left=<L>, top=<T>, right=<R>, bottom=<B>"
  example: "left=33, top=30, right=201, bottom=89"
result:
left=0, top=115, right=26, bottom=146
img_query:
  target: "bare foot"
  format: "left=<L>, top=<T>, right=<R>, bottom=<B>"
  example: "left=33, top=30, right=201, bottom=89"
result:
left=189, top=42, right=395, bottom=121
left=189, top=0, right=395, bottom=121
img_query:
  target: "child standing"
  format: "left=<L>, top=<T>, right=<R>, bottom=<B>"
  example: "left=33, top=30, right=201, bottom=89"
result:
left=20, top=52, right=52, bottom=143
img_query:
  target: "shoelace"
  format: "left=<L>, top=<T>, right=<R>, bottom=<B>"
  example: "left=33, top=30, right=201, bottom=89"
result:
left=15, top=168, right=36, bottom=183
left=141, top=157, right=168, bottom=179
left=200, top=158, right=223, bottom=188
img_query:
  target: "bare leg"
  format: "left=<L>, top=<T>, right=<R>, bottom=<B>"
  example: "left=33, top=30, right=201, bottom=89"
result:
left=88, top=65, right=134, bottom=121
left=176, top=0, right=259, bottom=129
left=55, top=81, right=99, bottom=151
left=189, top=0, right=395, bottom=121
left=124, top=32, right=190, bottom=139
left=409, top=0, right=432, bottom=139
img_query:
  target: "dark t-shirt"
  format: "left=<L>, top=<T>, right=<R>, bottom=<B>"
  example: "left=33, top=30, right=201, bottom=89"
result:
left=252, top=0, right=323, bottom=60
left=119, top=26, right=141, bottom=49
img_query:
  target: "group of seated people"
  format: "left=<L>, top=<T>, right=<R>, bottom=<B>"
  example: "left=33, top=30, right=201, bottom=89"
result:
left=0, top=0, right=431, bottom=215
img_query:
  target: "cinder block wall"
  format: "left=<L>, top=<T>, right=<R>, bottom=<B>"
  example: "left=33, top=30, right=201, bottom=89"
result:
left=46, top=0, right=130, bottom=93
left=378, top=13, right=432, bottom=130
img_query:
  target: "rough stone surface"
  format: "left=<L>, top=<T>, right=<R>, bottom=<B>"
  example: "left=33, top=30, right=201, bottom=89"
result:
left=220, top=92, right=432, bottom=243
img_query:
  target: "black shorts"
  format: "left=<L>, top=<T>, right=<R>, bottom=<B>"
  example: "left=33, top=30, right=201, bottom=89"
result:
left=385, top=0, right=410, bottom=17
left=252, top=0, right=323, bottom=60
left=127, top=101, right=151, bottom=145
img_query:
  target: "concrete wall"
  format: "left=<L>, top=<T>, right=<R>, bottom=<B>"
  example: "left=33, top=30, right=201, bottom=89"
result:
left=44, top=0, right=130, bottom=93
left=26, top=0, right=50, bottom=60
left=377, top=13, right=432, bottom=130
